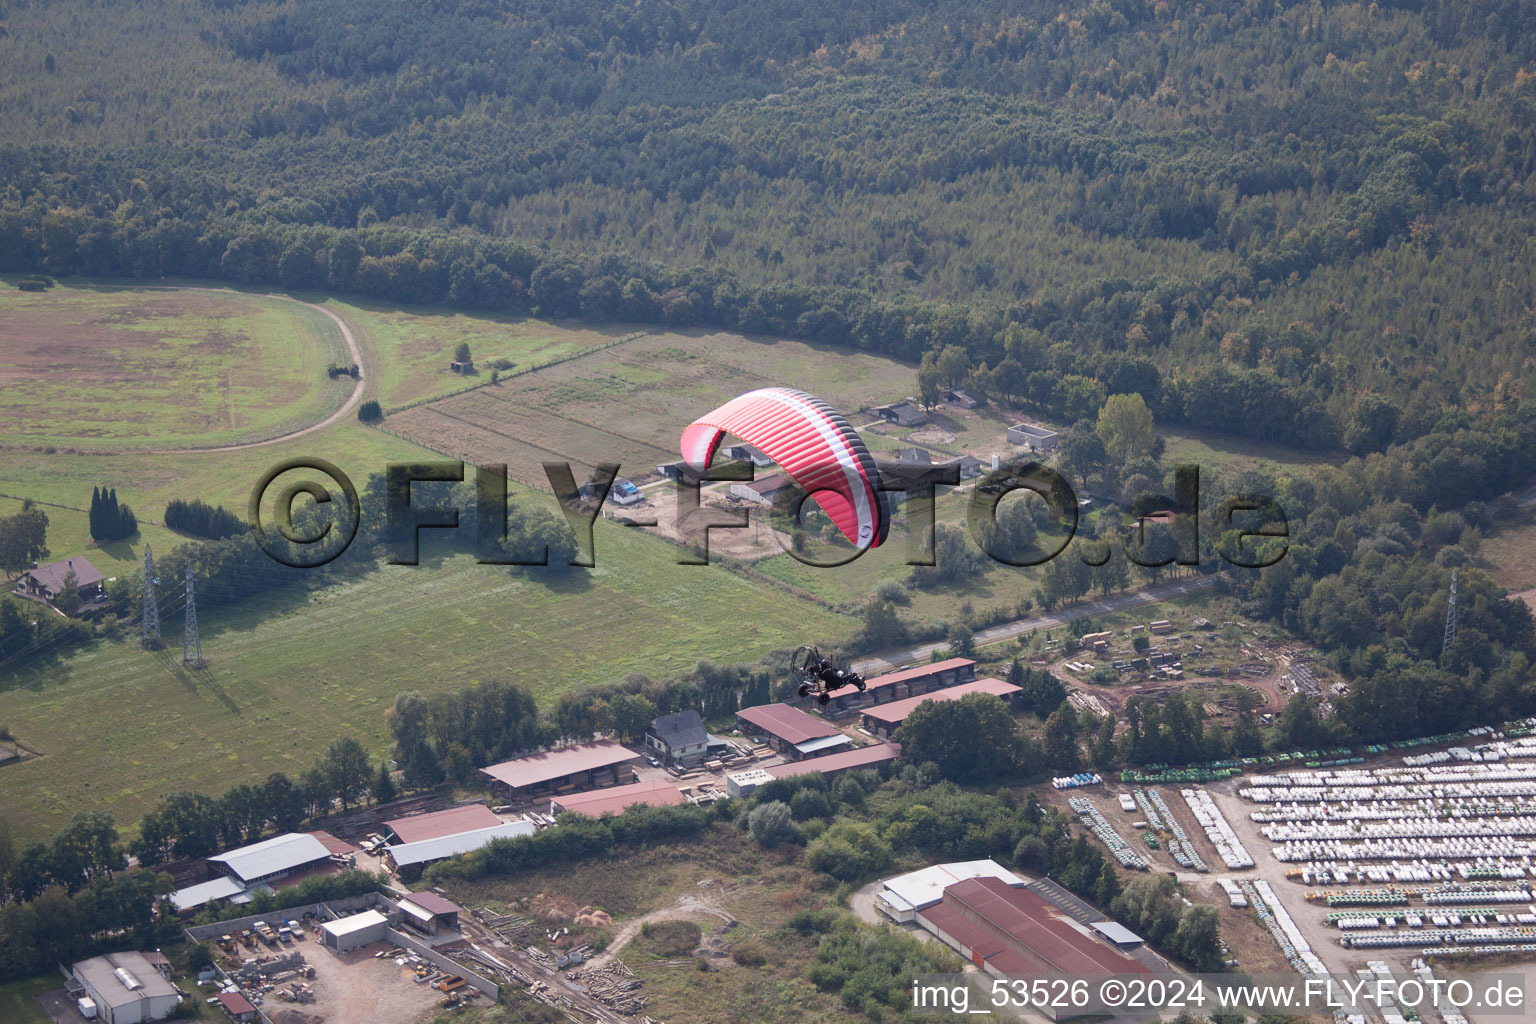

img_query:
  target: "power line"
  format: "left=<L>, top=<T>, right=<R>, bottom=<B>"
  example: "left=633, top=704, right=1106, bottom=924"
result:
left=1443, top=568, right=1459, bottom=658
left=183, top=562, right=202, bottom=667
left=141, top=544, right=161, bottom=648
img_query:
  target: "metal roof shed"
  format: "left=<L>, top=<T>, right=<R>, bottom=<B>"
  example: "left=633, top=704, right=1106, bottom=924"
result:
left=384, top=821, right=536, bottom=870
left=207, top=832, right=332, bottom=884
left=321, top=909, right=389, bottom=953
left=166, top=876, right=245, bottom=913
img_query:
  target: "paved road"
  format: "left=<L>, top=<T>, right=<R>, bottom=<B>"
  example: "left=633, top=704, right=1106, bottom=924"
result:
left=852, top=573, right=1218, bottom=675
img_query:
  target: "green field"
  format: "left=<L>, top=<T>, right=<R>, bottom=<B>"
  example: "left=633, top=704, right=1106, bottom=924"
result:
left=388, top=328, right=922, bottom=485
left=1159, top=426, right=1342, bottom=479
left=0, top=975, right=52, bottom=1024
left=0, top=517, right=851, bottom=841
left=332, top=298, right=631, bottom=411
left=0, top=283, right=351, bottom=451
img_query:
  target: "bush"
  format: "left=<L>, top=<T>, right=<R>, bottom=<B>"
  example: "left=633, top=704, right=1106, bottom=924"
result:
left=748, top=801, right=797, bottom=849
left=731, top=942, right=767, bottom=967
left=358, top=400, right=382, bottom=421
left=805, top=822, right=891, bottom=882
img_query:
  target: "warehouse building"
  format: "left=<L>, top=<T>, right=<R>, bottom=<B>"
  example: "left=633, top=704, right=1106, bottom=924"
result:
left=321, top=909, right=390, bottom=953
left=206, top=832, right=337, bottom=887
left=764, top=742, right=901, bottom=782
left=551, top=778, right=684, bottom=817
left=859, top=677, right=1023, bottom=740
left=67, top=951, right=180, bottom=1024
left=819, top=657, right=977, bottom=713
left=876, top=859, right=1027, bottom=924
left=916, top=878, right=1153, bottom=1018
left=397, top=891, right=462, bottom=936
left=383, top=821, right=536, bottom=875
left=735, top=703, right=848, bottom=759
left=383, top=804, right=502, bottom=845
left=480, top=739, right=643, bottom=799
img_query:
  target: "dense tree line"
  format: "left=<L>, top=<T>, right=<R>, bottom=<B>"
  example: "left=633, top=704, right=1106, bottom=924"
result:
left=88, top=487, right=137, bottom=543
left=131, top=736, right=378, bottom=865
left=164, top=497, right=247, bottom=540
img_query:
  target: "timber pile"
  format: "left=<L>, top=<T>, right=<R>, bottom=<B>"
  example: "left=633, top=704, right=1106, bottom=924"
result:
left=572, top=960, right=647, bottom=1015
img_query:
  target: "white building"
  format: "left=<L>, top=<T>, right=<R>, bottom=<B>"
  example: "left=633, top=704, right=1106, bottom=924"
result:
left=68, top=952, right=180, bottom=1024
left=207, top=832, right=333, bottom=886
left=725, top=769, right=774, bottom=799
left=875, top=859, right=1027, bottom=924
left=321, top=909, right=390, bottom=953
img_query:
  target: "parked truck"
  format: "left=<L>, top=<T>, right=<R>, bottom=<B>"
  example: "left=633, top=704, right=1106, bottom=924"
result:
left=254, top=921, right=279, bottom=945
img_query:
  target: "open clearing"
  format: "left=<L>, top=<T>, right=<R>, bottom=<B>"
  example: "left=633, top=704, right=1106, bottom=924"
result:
left=331, top=299, right=631, bottom=411
left=0, top=284, right=351, bottom=451
left=387, top=329, right=919, bottom=486
left=443, top=828, right=875, bottom=1024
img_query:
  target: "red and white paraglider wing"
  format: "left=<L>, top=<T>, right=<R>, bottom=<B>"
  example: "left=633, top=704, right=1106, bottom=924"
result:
left=680, top=387, right=889, bottom=549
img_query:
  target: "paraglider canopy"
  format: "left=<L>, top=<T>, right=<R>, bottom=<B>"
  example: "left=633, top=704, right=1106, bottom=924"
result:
left=680, top=387, right=890, bottom=549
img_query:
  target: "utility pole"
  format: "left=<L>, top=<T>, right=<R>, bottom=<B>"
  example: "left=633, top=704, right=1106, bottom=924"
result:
left=141, top=545, right=160, bottom=648
left=183, top=562, right=202, bottom=667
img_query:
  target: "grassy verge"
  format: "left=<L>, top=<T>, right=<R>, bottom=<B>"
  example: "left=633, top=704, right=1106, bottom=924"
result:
left=0, top=975, right=54, bottom=1024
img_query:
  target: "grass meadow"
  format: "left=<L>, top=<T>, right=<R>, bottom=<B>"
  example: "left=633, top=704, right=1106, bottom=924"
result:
left=0, top=283, right=350, bottom=450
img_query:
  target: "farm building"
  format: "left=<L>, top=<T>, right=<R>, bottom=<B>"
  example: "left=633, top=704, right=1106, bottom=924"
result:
left=449, top=358, right=474, bottom=373
left=942, top=387, right=979, bottom=409
left=876, top=859, right=1026, bottom=924
left=165, top=876, right=247, bottom=915
left=942, top=454, right=986, bottom=479
left=551, top=778, right=685, bottom=817
left=818, top=657, right=976, bottom=713
left=859, top=677, right=1023, bottom=740
left=873, top=401, right=928, bottom=427
left=645, top=709, right=710, bottom=765
left=67, top=951, right=180, bottom=1024
left=480, top=739, right=643, bottom=798
left=206, top=832, right=338, bottom=887
left=1006, top=422, right=1059, bottom=452
left=608, top=479, right=644, bottom=505
left=654, top=460, right=689, bottom=483
left=722, top=443, right=774, bottom=467
left=13, top=555, right=107, bottom=612
left=735, top=703, right=848, bottom=759
left=764, top=742, right=901, bottom=782
left=916, top=878, right=1154, bottom=1018
left=728, top=472, right=799, bottom=506
left=383, top=804, right=502, bottom=845
left=215, top=992, right=259, bottom=1023
left=321, top=909, right=390, bottom=953
left=892, top=447, right=931, bottom=464
left=383, top=821, right=536, bottom=874
left=397, top=891, right=462, bottom=935
left=1128, top=509, right=1178, bottom=537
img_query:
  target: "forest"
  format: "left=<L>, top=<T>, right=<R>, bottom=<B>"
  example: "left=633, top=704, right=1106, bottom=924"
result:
left=1, top=0, right=1535, bottom=447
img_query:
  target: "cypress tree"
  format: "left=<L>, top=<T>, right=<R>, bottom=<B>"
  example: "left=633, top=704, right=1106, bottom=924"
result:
left=89, top=487, right=101, bottom=539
